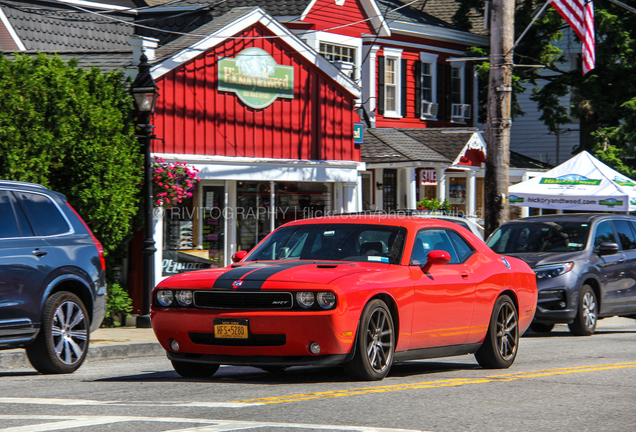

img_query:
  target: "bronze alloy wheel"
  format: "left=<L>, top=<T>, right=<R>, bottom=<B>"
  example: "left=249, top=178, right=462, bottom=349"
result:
left=344, top=299, right=395, bottom=380
left=475, top=295, right=519, bottom=369
left=496, top=300, right=518, bottom=361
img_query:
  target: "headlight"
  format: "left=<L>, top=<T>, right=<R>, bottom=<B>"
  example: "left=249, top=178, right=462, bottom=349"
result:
left=317, top=292, right=336, bottom=309
left=534, top=262, right=574, bottom=279
left=156, top=290, right=174, bottom=307
left=175, top=290, right=193, bottom=307
left=296, top=292, right=315, bottom=308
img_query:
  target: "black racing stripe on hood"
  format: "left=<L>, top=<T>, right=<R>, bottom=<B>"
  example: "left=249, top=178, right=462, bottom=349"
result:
left=212, top=262, right=275, bottom=289
left=236, top=261, right=343, bottom=291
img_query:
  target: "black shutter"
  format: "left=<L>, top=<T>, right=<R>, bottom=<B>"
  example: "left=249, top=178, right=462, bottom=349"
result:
left=445, top=64, right=452, bottom=121
left=401, top=58, right=408, bottom=117
left=436, top=63, right=444, bottom=121
left=377, top=56, right=385, bottom=115
left=464, top=64, right=473, bottom=121
left=414, top=61, right=422, bottom=118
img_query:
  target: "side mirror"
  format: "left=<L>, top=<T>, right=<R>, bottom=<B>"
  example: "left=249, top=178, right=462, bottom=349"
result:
left=598, top=242, right=619, bottom=256
left=421, top=250, right=451, bottom=273
left=231, top=250, right=248, bottom=263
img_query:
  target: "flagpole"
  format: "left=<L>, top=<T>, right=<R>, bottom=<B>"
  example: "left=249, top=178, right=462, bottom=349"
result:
left=512, top=0, right=553, bottom=51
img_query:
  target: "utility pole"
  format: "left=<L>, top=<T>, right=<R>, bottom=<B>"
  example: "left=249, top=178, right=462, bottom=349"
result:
left=484, top=0, right=514, bottom=237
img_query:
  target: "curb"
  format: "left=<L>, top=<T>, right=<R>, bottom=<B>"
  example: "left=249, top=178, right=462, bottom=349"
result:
left=0, top=342, right=165, bottom=370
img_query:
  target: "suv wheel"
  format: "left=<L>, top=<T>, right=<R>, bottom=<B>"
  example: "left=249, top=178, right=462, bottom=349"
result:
left=568, top=285, right=597, bottom=336
left=26, top=291, right=90, bottom=374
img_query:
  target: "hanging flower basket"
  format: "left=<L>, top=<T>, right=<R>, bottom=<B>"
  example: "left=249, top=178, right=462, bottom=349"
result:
left=152, top=158, right=200, bottom=208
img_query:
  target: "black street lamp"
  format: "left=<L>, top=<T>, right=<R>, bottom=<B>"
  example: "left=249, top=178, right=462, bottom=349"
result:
left=131, top=53, right=159, bottom=328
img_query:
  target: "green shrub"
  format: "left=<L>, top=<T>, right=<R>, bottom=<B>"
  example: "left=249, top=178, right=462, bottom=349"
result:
left=103, top=283, right=133, bottom=328
left=416, top=197, right=451, bottom=212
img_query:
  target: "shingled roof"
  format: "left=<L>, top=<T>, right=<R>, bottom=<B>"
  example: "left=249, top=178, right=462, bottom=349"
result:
left=394, top=0, right=488, bottom=36
left=363, top=128, right=551, bottom=170
left=377, top=0, right=456, bottom=29
left=0, top=0, right=135, bottom=52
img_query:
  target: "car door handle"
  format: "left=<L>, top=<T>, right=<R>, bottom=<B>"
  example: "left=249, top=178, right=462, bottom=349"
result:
left=461, top=273, right=469, bottom=279
left=619, top=258, right=626, bottom=263
left=32, top=249, right=48, bottom=257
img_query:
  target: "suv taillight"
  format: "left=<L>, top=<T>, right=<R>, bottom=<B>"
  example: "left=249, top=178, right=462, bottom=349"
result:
left=67, top=203, right=106, bottom=271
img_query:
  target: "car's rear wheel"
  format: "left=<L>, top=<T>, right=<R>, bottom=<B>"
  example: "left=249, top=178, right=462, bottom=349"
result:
left=475, top=294, right=519, bottom=369
left=568, top=285, right=597, bottom=336
left=26, top=291, right=90, bottom=374
left=344, top=299, right=394, bottom=381
left=530, top=322, right=554, bottom=333
left=171, top=360, right=219, bottom=378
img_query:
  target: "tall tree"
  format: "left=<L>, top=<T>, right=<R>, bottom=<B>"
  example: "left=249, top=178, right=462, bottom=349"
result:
left=452, top=0, right=636, bottom=175
left=0, top=54, right=142, bottom=271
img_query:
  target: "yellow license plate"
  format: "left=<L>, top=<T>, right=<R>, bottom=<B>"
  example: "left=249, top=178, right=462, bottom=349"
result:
left=214, top=323, right=248, bottom=339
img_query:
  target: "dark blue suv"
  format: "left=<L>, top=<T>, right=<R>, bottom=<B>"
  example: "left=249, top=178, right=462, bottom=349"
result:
left=0, top=180, right=106, bottom=373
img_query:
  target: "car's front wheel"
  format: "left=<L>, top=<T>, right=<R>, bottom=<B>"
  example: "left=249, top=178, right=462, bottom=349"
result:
left=171, top=360, right=219, bottom=378
left=568, top=285, right=597, bottom=336
left=475, top=294, right=519, bottom=369
left=26, top=291, right=90, bottom=374
left=344, top=299, right=395, bottom=381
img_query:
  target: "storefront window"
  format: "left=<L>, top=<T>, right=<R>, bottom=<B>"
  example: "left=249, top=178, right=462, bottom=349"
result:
left=275, top=182, right=331, bottom=227
left=162, top=183, right=226, bottom=277
left=236, top=181, right=272, bottom=252
left=201, top=184, right=225, bottom=268
left=448, top=176, right=467, bottom=214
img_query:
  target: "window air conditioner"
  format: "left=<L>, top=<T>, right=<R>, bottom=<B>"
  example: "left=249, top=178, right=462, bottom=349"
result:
left=452, top=104, right=472, bottom=119
left=422, top=102, right=439, bottom=117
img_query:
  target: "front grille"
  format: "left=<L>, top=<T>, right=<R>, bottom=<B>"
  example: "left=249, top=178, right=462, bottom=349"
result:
left=194, top=291, right=293, bottom=310
left=189, top=332, right=286, bottom=346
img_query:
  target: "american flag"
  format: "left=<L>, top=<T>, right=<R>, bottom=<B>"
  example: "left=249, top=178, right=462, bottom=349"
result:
left=551, top=0, right=596, bottom=74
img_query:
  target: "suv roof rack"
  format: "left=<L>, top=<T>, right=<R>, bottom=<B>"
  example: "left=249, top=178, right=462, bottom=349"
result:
left=0, top=180, right=47, bottom=189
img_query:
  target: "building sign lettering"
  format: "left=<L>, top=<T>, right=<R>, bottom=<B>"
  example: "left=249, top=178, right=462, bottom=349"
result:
left=421, top=169, right=437, bottom=185
left=218, top=48, right=294, bottom=109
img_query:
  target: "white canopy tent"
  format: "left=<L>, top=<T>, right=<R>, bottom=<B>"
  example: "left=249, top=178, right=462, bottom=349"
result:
left=508, top=151, right=636, bottom=212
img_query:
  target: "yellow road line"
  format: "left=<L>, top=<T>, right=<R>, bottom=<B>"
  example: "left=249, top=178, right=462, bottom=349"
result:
left=233, top=362, right=636, bottom=405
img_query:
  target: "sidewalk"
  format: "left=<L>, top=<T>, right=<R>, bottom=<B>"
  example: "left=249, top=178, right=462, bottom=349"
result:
left=1, top=317, right=634, bottom=371
left=0, top=327, right=163, bottom=370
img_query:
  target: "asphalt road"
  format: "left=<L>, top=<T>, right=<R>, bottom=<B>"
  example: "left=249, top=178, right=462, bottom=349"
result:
left=1, top=318, right=635, bottom=432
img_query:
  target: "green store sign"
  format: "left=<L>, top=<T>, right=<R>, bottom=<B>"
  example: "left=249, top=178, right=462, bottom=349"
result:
left=218, top=48, right=294, bottom=109
left=600, top=199, right=623, bottom=207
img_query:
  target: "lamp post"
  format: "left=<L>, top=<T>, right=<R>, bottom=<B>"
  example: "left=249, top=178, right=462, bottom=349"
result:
left=131, top=53, right=159, bottom=328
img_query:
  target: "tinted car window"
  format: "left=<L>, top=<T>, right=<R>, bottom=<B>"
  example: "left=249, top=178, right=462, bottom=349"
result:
left=612, top=220, right=636, bottom=250
left=448, top=230, right=474, bottom=262
left=412, top=229, right=462, bottom=264
left=594, top=221, right=617, bottom=248
left=247, top=224, right=407, bottom=265
left=488, top=221, right=589, bottom=253
left=15, top=192, right=70, bottom=236
left=0, top=191, right=22, bottom=239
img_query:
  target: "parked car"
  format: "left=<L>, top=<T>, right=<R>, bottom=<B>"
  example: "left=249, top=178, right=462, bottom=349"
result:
left=487, top=213, right=636, bottom=336
left=151, top=216, right=536, bottom=381
left=0, top=180, right=106, bottom=373
left=410, top=212, right=484, bottom=239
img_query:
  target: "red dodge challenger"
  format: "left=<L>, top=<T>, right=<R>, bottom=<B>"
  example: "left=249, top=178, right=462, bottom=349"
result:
left=151, top=216, right=537, bottom=381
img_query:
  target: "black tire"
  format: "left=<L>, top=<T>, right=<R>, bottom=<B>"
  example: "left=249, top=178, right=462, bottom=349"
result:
left=171, top=360, right=219, bottom=378
left=568, top=285, right=597, bottom=336
left=530, top=322, right=554, bottom=333
left=343, top=299, right=395, bottom=381
left=475, top=295, right=519, bottom=369
left=26, top=291, right=90, bottom=374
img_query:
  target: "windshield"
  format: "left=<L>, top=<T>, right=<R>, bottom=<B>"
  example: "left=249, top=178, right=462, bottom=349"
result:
left=487, top=221, right=590, bottom=253
left=246, top=224, right=407, bottom=265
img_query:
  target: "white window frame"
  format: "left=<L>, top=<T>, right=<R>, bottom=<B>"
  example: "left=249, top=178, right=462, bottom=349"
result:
left=300, top=31, right=362, bottom=83
left=451, top=63, right=471, bottom=123
left=419, top=52, right=438, bottom=120
left=383, top=47, right=403, bottom=119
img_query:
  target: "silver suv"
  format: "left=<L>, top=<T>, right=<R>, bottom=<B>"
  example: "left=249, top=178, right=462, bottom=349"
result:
left=487, top=213, right=636, bottom=335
